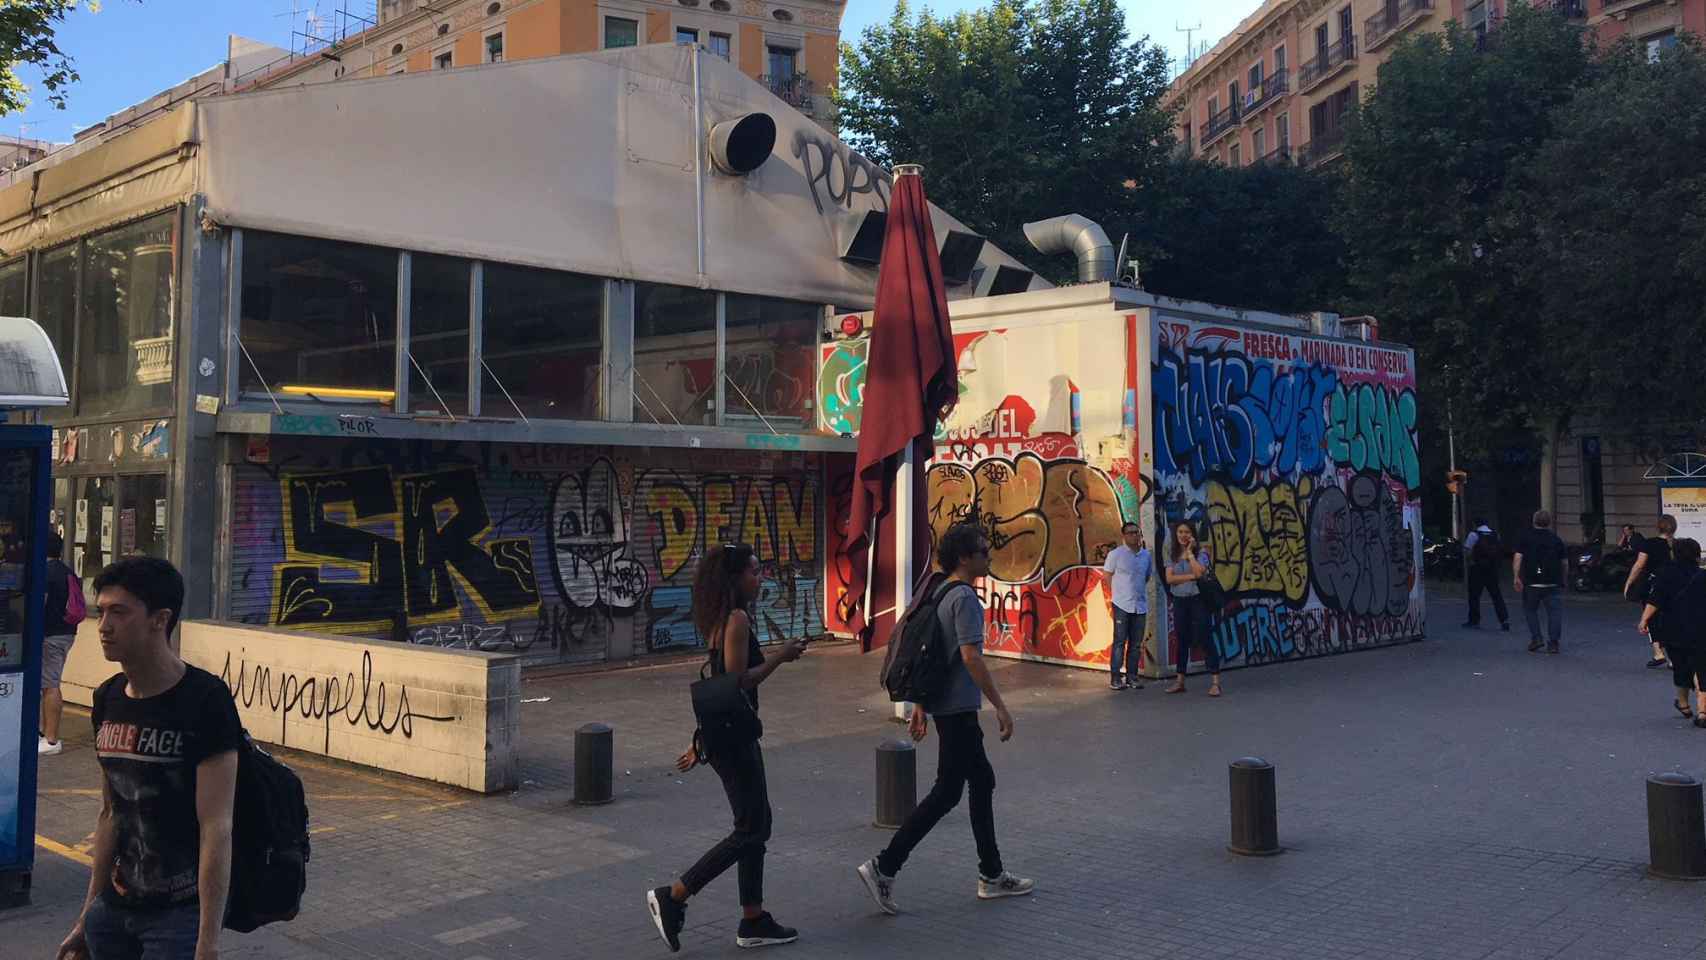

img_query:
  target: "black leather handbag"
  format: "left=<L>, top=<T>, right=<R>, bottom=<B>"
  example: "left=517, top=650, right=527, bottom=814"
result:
left=690, top=645, right=762, bottom=762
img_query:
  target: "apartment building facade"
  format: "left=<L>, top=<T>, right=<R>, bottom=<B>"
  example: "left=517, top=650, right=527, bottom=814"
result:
left=1171, top=0, right=1455, bottom=170
left=1173, top=0, right=1703, bottom=168
left=242, top=0, right=843, bottom=125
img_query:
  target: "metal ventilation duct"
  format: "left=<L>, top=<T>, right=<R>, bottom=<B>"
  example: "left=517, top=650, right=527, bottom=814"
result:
left=1022, top=214, right=1114, bottom=283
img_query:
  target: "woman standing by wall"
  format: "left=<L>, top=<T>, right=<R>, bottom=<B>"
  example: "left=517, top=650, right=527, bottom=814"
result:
left=647, top=544, right=806, bottom=952
left=1164, top=521, right=1223, bottom=698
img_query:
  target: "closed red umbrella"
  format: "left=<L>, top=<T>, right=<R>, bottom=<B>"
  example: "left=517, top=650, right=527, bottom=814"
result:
left=842, top=164, right=958, bottom=650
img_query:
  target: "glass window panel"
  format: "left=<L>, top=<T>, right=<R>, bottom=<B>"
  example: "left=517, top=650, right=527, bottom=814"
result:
left=72, top=476, right=115, bottom=581
left=605, top=16, right=638, bottom=48
left=676, top=27, right=699, bottom=45
left=710, top=33, right=731, bottom=60
left=409, top=254, right=471, bottom=416
left=482, top=262, right=602, bottom=420
left=767, top=46, right=797, bottom=79
left=35, top=243, right=77, bottom=399
left=485, top=32, right=504, bottom=62
left=633, top=283, right=717, bottom=426
left=79, top=214, right=176, bottom=417
left=0, top=258, right=25, bottom=317
left=239, top=231, right=398, bottom=403
left=724, top=294, right=818, bottom=427
left=118, top=474, right=169, bottom=559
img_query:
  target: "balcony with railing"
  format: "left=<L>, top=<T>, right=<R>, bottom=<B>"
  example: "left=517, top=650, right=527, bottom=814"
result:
left=1555, top=0, right=1587, bottom=18
left=1202, top=102, right=1241, bottom=147
left=1599, top=0, right=1666, bottom=18
left=1365, top=0, right=1436, bottom=52
left=1258, top=145, right=1293, bottom=165
left=1298, top=37, right=1357, bottom=94
left=1299, top=126, right=1347, bottom=167
left=1243, top=69, right=1290, bottom=120
left=763, top=73, right=819, bottom=116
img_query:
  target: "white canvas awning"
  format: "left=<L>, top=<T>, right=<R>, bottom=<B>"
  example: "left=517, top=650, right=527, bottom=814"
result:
left=0, top=316, right=69, bottom=407
left=196, top=44, right=1045, bottom=308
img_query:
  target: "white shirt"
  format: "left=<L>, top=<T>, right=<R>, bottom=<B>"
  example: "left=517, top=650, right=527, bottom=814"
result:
left=1102, top=544, right=1153, bottom=614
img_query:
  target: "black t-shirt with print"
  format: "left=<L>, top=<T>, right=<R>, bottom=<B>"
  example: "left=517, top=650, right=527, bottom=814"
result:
left=92, top=665, right=243, bottom=908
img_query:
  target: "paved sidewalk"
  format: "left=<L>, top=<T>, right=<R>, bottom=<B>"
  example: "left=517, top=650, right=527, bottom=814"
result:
left=10, top=585, right=1706, bottom=959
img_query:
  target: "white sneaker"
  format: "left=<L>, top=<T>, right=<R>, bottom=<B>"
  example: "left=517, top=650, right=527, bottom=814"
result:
left=856, top=859, right=898, bottom=915
left=977, top=871, right=1035, bottom=900
left=38, top=738, right=62, bottom=756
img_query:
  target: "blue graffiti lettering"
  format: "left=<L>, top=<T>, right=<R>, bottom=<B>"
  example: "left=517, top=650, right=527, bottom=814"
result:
left=1154, top=346, right=1338, bottom=488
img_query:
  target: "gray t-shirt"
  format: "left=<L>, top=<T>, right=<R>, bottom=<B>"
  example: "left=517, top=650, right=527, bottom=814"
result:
left=924, top=581, right=984, bottom=716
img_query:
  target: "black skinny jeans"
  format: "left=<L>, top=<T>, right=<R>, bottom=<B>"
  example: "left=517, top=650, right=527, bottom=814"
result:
left=681, top=739, right=771, bottom=906
left=1172, top=593, right=1219, bottom=675
left=876, top=711, right=1003, bottom=880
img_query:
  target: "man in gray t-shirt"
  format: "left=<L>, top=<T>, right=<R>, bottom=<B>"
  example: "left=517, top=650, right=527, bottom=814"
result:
left=923, top=583, right=984, bottom=716
left=857, top=522, right=1034, bottom=915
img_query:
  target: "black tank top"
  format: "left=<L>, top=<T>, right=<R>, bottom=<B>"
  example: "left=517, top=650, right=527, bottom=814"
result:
left=708, top=611, right=764, bottom=711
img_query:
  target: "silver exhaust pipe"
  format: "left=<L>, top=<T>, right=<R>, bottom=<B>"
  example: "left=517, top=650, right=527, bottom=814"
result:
left=1022, top=214, right=1114, bottom=283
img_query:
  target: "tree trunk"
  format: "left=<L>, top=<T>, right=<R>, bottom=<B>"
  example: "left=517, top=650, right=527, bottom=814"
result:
left=1538, top=415, right=1566, bottom=518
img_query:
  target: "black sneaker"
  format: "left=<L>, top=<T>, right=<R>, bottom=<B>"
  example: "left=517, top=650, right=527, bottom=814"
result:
left=1125, top=677, right=1145, bottom=690
left=1109, top=679, right=1126, bottom=690
left=647, top=887, right=686, bottom=953
left=1527, top=639, right=1544, bottom=653
left=1648, top=658, right=1669, bottom=669
left=735, top=912, right=798, bottom=949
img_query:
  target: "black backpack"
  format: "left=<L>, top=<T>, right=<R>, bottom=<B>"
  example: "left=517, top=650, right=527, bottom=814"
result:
left=224, top=733, right=311, bottom=933
left=880, top=579, right=973, bottom=704
left=1471, top=531, right=1500, bottom=566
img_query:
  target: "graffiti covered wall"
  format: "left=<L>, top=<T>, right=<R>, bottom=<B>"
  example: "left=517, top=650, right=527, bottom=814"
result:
left=229, top=439, right=825, bottom=667
left=1151, top=317, right=1424, bottom=668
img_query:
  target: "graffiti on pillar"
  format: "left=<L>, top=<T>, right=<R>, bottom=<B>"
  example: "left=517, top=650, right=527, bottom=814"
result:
left=231, top=440, right=826, bottom=667
left=1152, top=318, right=1424, bottom=671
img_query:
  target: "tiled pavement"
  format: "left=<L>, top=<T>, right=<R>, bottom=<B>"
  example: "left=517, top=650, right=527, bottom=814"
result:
left=9, top=585, right=1706, bottom=959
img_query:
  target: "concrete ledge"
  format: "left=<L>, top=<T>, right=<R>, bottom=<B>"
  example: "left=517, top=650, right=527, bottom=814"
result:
left=60, top=620, right=519, bottom=793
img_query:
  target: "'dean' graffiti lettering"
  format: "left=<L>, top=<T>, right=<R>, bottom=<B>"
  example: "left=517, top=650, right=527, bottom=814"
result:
left=1153, top=319, right=1423, bottom=670
left=230, top=440, right=826, bottom=667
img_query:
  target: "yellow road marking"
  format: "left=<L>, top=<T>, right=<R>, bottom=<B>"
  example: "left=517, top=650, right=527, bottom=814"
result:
left=309, top=826, right=338, bottom=836
left=36, top=835, right=93, bottom=867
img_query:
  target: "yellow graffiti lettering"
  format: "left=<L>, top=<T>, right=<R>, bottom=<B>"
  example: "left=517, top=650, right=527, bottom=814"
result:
left=702, top=479, right=738, bottom=547
left=926, top=453, right=1123, bottom=587
left=1206, top=477, right=1311, bottom=606
left=739, top=481, right=775, bottom=561
left=643, top=483, right=699, bottom=579
left=770, top=479, right=817, bottom=564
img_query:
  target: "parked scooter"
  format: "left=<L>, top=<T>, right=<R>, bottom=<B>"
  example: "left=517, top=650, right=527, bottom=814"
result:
left=1570, top=543, right=1636, bottom=593
left=1423, top=536, right=1464, bottom=580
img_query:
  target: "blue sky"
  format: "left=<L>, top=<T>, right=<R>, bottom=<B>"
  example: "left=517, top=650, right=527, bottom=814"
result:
left=10, top=0, right=1253, bottom=143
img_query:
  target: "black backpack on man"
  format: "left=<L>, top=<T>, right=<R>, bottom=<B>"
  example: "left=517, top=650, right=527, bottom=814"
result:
left=880, top=576, right=975, bottom=704
left=223, top=733, right=311, bottom=933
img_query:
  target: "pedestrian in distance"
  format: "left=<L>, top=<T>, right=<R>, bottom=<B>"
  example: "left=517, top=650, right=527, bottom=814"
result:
left=1625, top=515, right=1676, bottom=669
left=648, top=544, right=806, bottom=953
left=856, top=522, right=1034, bottom=916
left=1617, top=524, right=1643, bottom=554
left=57, top=557, right=242, bottom=960
left=1100, top=521, right=1154, bottom=690
left=1514, top=510, right=1568, bottom=654
left=1462, top=519, right=1510, bottom=631
left=1638, top=536, right=1706, bottom=727
left=39, top=531, right=86, bottom=757
left=1163, top=521, right=1222, bottom=697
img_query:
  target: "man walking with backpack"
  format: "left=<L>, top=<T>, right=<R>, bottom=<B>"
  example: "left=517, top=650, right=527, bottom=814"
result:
left=39, top=532, right=85, bottom=757
left=1462, top=520, right=1510, bottom=631
left=57, top=557, right=243, bottom=960
left=857, top=522, right=1033, bottom=915
left=1514, top=511, right=1569, bottom=654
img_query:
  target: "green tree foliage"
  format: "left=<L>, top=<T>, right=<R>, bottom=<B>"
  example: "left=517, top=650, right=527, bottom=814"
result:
left=0, top=1, right=100, bottom=116
left=1505, top=35, right=1706, bottom=431
left=1336, top=3, right=1592, bottom=464
left=836, top=0, right=1173, bottom=279
left=1132, top=158, right=1346, bottom=314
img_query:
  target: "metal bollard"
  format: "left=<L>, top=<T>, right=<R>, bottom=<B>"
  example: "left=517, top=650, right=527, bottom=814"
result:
left=874, top=740, right=917, bottom=830
left=574, top=722, right=614, bottom=806
left=1227, top=757, right=1282, bottom=857
left=1645, top=772, right=1706, bottom=880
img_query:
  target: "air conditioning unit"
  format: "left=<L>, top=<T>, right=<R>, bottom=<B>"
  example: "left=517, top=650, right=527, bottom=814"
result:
left=1243, top=91, right=1259, bottom=109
